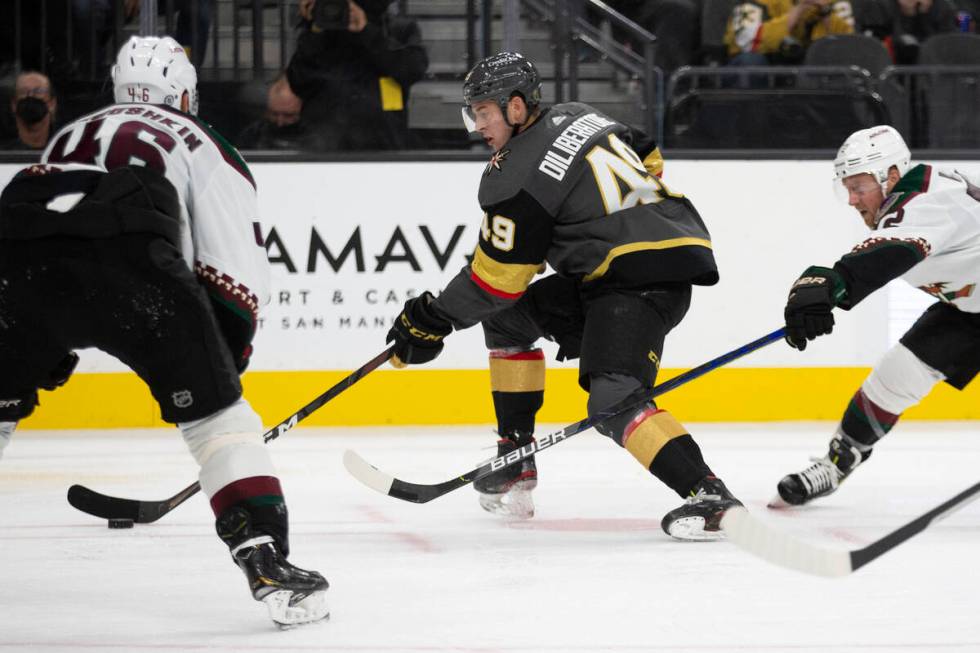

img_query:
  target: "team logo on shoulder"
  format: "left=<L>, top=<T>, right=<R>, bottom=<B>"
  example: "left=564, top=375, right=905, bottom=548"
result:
left=486, top=148, right=510, bottom=175
left=172, top=390, right=194, bottom=408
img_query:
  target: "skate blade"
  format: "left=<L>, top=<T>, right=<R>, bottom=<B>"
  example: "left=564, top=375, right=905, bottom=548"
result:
left=262, top=589, right=330, bottom=628
left=478, top=488, right=534, bottom=520
left=767, top=494, right=795, bottom=509
left=665, top=516, right=727, bottom=542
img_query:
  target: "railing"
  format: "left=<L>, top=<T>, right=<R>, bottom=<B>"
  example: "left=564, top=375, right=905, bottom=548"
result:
left=3, top=0, right=296, bottom=80
left=3, top=3, right=980, bottom=153
left=519, top=0, right=661, bottom=142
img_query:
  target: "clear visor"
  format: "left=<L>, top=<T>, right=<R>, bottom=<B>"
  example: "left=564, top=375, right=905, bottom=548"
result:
left=461, top=105, right=477, bottom=133
left=833, top=174, right=882, bottom=204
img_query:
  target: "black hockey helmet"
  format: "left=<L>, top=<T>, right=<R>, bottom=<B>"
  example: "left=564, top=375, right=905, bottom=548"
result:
left=462, top=52, right=541, bottom=130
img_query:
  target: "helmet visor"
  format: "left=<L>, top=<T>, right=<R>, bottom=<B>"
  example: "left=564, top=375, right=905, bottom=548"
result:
left=461, top=105, right=477, bottom=133
left=834, top=174, right=883, bottom=205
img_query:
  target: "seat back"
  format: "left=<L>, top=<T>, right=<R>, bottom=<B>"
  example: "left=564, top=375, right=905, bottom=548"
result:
left=803, top=34, right=893, bottom=76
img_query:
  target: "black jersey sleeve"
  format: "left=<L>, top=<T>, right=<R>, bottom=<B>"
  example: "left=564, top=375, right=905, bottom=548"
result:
left=431, top=189, right=553, bottom=329
left=619, top=124, right=664, bottom=178
left=832, top=238, right=926, bottom=309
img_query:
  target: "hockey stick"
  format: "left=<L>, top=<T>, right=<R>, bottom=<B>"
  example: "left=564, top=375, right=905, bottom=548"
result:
left=343, top=327, right=786, bottom=504
left=66, top=346, right=395, bottom=523
left=721, top=481, right=980, bottom=577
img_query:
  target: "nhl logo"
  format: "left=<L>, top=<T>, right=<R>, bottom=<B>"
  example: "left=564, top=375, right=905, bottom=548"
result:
left=172, top=390, right=194, bottom=408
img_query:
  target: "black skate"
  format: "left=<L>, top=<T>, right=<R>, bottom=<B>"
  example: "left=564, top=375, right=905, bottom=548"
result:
left=232, top=536, right=330, bottom=628
left=473, top=432, right=537, bottom=519
left=770, top=433, right=870, bottom=508
left=661, top=476, right=742, bottom=541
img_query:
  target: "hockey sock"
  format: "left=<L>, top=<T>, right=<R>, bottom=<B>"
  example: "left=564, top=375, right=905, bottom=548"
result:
left=0, top=421, right=14, bottom=460
left=621, top=407, right=711, bottom=498
left=840, top=388, right=899, bottom=448
left=843, top=343, right=944, bottom=447
left=489, top=348, right=544, bottom=438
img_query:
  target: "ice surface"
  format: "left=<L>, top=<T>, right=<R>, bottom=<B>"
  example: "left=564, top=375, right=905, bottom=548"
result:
left=1, top=422, right=978, bottom=652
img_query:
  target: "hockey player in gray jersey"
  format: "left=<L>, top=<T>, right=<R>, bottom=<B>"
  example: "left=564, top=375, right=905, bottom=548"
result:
left=0, top=37, right=328, bottom=626
left=774, top=125, right=980, bottom=507
left=384, top=52, right=742, bottom=541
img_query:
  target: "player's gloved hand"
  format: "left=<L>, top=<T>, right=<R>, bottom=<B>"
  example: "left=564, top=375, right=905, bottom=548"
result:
left=387, top=291, right=452, bottom=367
left=39, top=352, right=80, bottom=390
left=784, top=266, right=844, bottom=351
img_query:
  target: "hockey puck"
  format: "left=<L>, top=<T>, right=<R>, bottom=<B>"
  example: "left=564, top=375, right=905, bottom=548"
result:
left=107, top=518, right=135, bottom=529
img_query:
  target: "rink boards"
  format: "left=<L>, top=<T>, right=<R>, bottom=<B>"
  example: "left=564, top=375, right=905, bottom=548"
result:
left=1, top=160, right=978, bottom=427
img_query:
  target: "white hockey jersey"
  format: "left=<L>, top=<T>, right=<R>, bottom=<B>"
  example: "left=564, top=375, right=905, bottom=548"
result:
left=39, top=103, right=271, bottom=325
left=848, top=164, right=980, bottom=314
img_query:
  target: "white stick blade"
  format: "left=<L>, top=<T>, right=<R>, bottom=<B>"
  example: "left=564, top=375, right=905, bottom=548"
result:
left=342, top=450, right=395, bottom=495
left=721, top=507, right=853, bottom=578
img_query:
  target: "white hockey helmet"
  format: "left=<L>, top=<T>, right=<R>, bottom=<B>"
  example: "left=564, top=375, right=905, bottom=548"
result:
left=833, top=125, right=911, bottom=195
left=112, top=36, right=199, bottom=115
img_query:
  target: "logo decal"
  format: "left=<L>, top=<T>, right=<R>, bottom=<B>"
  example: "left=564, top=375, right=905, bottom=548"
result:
left=918, top=282, right=976, bottom=303
left=486, top=148, right=510, bottom=175
left=172, top=390, right=194, bottom=408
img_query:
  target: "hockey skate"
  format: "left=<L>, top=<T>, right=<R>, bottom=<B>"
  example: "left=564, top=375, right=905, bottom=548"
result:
left=770, top=433, right=870, bottom=508
left=661, top=476, right=742, bottom=541
left=474, top=433, right=537, bottom=519
left=232, top=536, right=330, bottom=628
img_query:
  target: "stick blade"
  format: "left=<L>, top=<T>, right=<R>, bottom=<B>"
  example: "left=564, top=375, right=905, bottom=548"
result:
left=721, top=507, right=854, bottom=578
left=67, top=484, right=141, bottom=522
left=343, top=450, right=395, bottom=496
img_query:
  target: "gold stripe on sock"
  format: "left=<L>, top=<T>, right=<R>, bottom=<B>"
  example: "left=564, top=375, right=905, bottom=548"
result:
left=489, top=355, right=545, bottom=392
left=623, top=409, right=688, bottom=468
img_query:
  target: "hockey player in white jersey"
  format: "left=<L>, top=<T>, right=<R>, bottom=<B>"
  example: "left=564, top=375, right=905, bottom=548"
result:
left=0, top=36, right=328, bottom=626
left=773, top=125, right=980, bottom=507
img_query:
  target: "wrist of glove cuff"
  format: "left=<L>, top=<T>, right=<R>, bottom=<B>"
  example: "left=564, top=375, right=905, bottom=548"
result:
left=39, top=352, right=80, bottom=391
left=387, top=291, right=453, bottom=366
left=784, top=266, right=846, bottom=351
left=791, top=266, right=847, bottom=305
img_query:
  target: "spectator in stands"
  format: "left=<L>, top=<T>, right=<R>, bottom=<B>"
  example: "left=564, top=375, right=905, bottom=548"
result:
left=726, top=0, right=856, bottom=64
left=1, top=71, right=58, bottom=150
left=604, top=0, right=701, bottom=75
left=72, top=0, right=212, bottom=67
left=238, top=75, right=316, bottom=150
left=0, top=1, right=73, bottom=86
left=951, top=0, right=978, bottom=31
left=856, top=0, right=957, bottom=62
left=287, top=0, right=429, bottom=151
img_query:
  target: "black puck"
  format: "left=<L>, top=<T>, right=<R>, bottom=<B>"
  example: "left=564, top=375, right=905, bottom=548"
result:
left=108, top=518, right=135, bottom=529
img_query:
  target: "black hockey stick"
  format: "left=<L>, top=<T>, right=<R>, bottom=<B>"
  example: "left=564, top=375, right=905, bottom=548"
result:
left=343, top=327, right=786, bottom=504
left=66, top=346, right=395, bottom=523
left=721, top=480, right=980, bottom=577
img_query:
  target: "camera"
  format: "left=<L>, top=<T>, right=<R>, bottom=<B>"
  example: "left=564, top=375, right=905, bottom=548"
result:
left=312, top=0, right=350, bottom=31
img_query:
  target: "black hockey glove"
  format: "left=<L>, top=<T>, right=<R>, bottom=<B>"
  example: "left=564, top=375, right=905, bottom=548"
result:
left=784, top=266, right=845, bottom=351
left=39, top=352, right=79, bottom=391
left=387, top=291, right=453, bottom=367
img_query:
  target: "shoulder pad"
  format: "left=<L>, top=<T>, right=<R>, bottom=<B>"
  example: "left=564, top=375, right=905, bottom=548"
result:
left=478, top=103, right=623, bottom=214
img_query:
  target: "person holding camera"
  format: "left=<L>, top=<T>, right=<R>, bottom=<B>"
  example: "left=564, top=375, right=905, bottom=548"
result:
left=287, top=0, right=428, bottom=151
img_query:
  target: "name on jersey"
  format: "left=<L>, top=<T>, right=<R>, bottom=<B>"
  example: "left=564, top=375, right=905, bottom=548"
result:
left=538, top=113, right=615, bottom=182
left=87, top=106, right=204, bottom=152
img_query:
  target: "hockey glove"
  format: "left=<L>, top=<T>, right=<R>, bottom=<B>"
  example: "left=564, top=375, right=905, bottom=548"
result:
left=784, top=266, right=846, bottom=351
left=39, top=352, right=79, bottom=391
left=387, top=291, right=453, bottom=367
